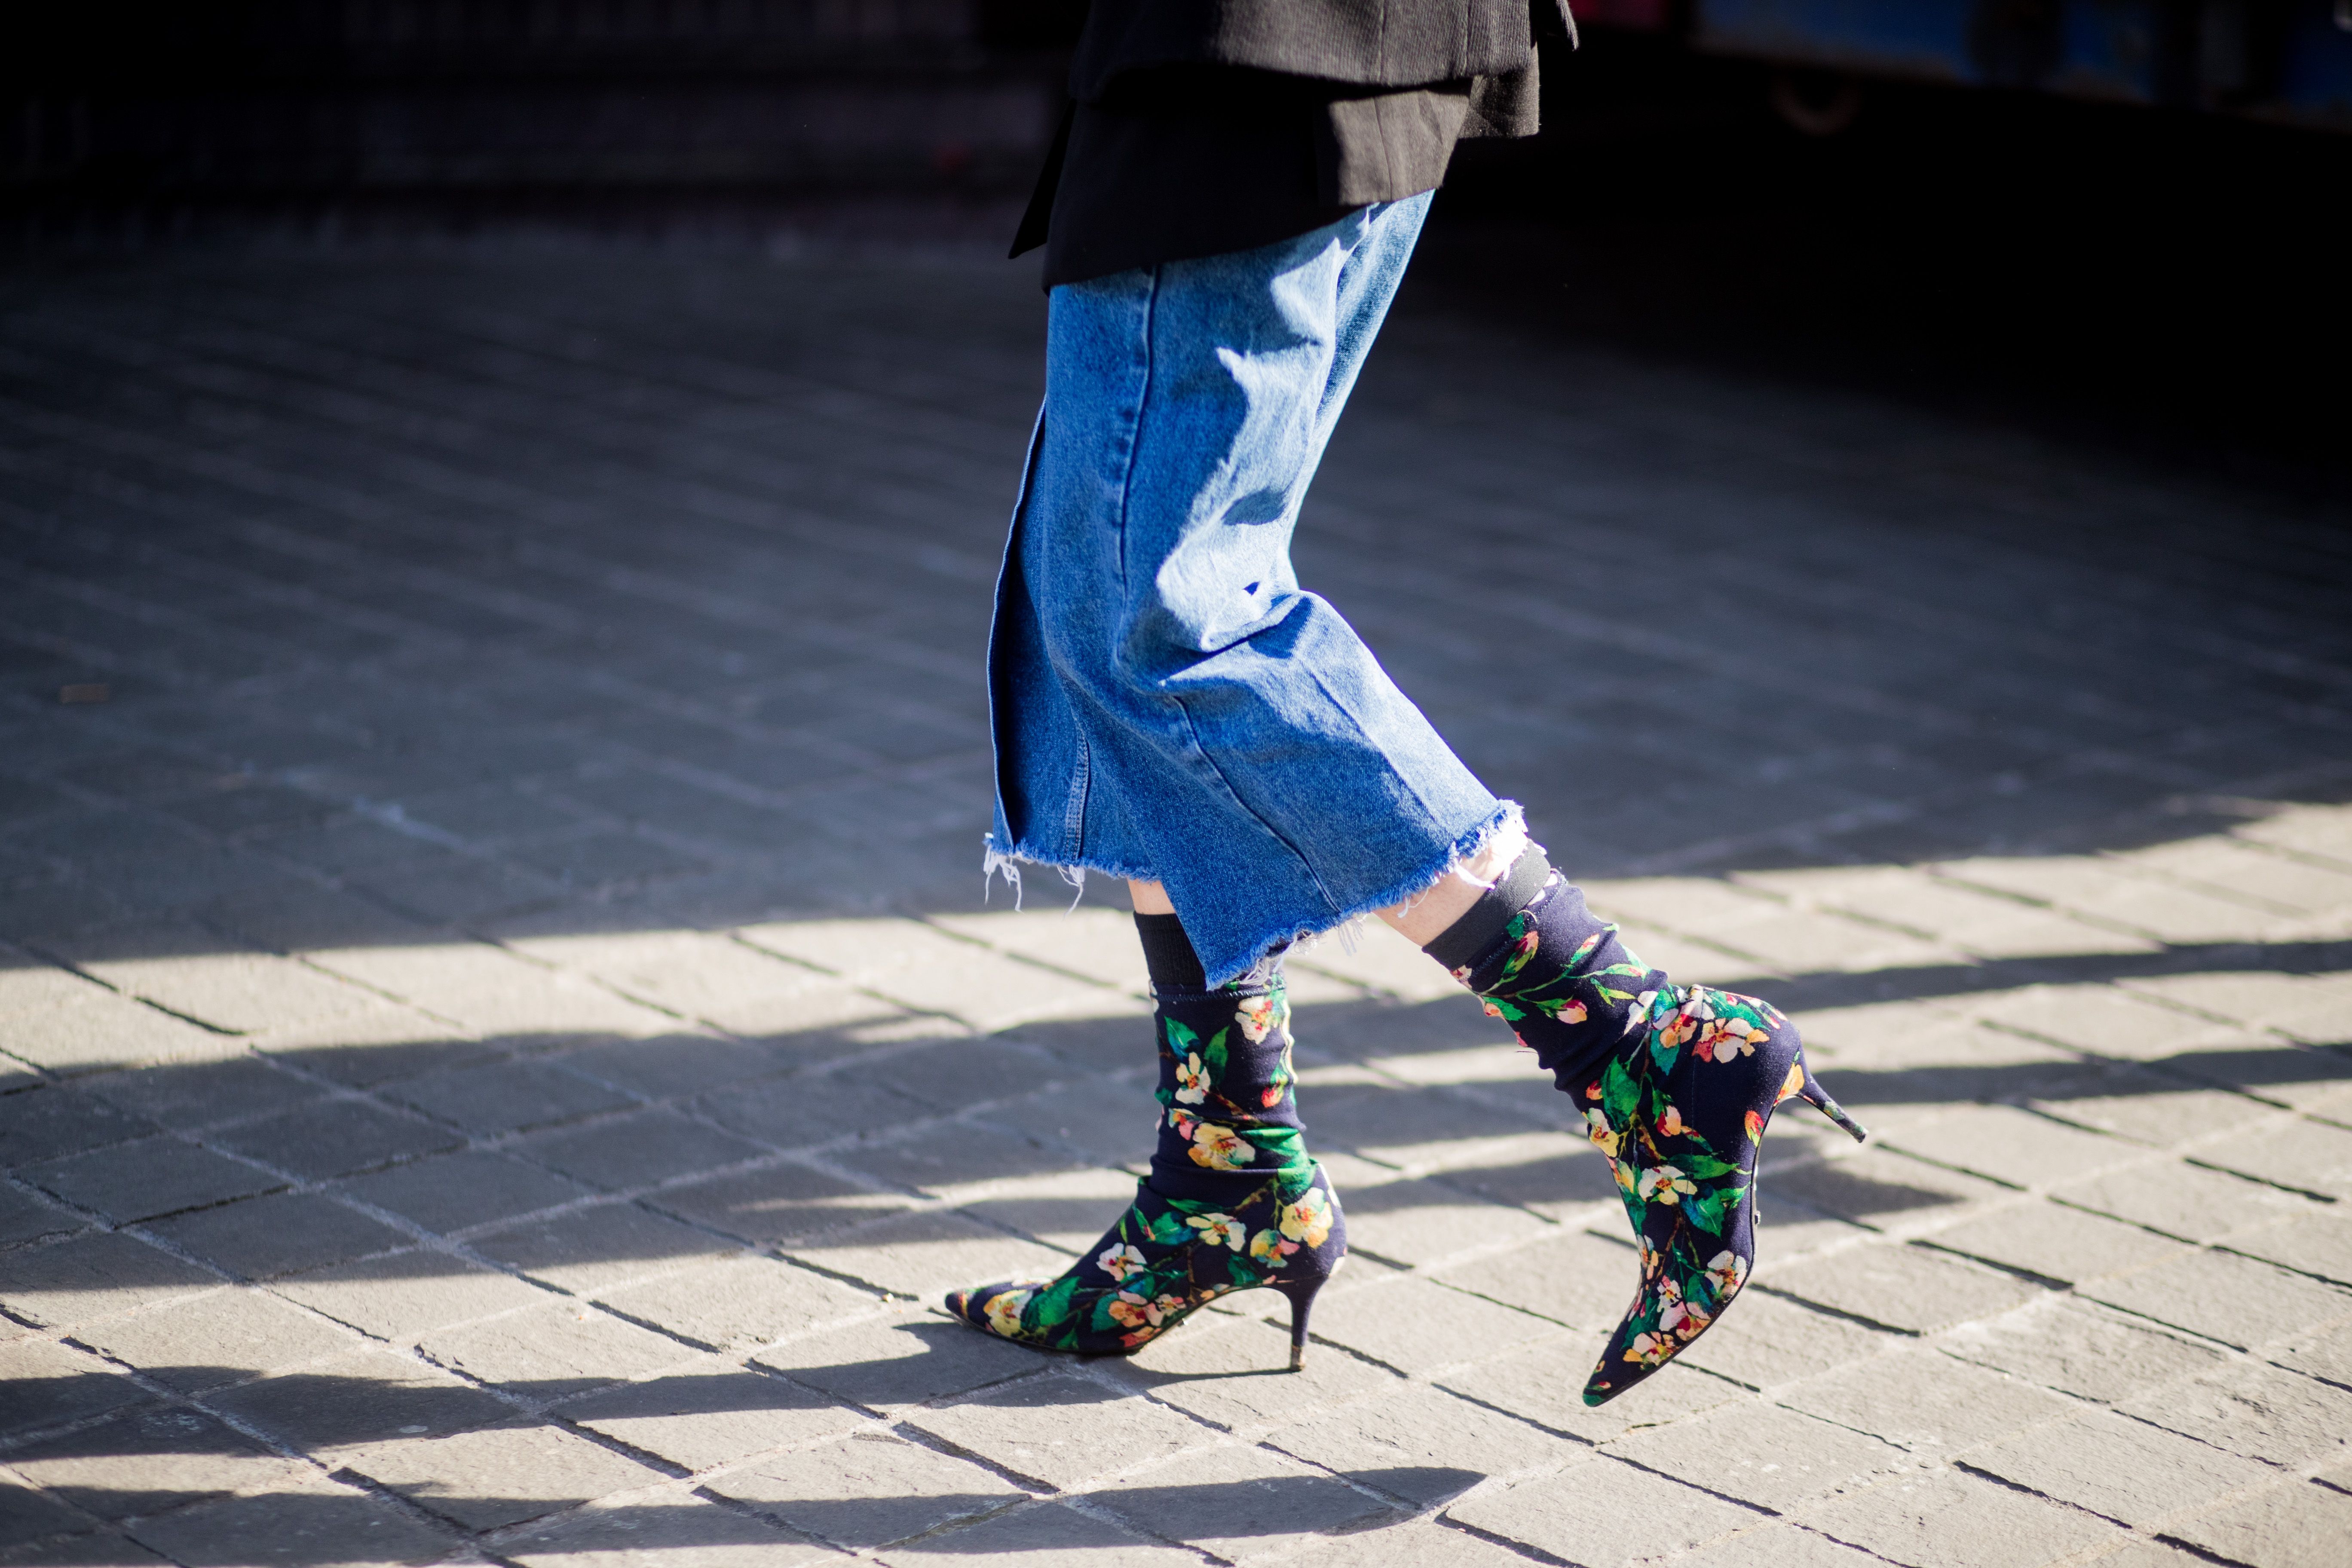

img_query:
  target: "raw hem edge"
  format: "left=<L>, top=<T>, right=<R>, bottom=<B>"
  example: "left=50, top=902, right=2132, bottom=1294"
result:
left=1200, top=799, right=1525, bottom=988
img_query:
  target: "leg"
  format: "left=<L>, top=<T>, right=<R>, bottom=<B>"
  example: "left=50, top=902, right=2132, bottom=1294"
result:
left=988, top=192, right=1519, bottom=988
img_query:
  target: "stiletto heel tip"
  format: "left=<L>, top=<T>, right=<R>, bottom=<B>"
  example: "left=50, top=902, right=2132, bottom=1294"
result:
left=1289, top=1342, right=1306, bottom=1372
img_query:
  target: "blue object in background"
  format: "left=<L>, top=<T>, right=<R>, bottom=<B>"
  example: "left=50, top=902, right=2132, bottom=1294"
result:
left=1680, top=0, right=2352, bottom=129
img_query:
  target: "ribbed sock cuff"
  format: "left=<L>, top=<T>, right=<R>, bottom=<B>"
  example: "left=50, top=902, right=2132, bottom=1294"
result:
left=1420, top=842, right=1553, bottom=972
left=1133, top=911, right=1208, bottom=993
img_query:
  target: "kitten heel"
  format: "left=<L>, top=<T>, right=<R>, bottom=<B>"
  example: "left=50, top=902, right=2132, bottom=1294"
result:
left=1796, top=1061, right=1869, bottom=1144
left=1272, top=1275, right=1324, bottom=1371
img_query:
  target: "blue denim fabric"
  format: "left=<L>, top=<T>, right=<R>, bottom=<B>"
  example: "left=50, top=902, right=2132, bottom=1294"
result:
left=986, top=193, right=1516, bottom=986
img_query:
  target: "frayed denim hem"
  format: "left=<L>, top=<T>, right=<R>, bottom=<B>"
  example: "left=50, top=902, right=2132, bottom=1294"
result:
left=981, top=833, right=1160, bottom=913
left=1217, top=799, right=1526, bottom=989
left=984, top=802, right=1525, bottom=989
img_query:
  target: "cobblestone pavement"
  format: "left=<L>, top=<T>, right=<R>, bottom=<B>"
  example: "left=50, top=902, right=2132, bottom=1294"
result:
left=4, top=247, right=2352, bottom=1568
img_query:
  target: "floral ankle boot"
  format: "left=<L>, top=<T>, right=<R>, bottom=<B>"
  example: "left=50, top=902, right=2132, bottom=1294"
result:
left=947, top=956, right=1344, bottom=1366
left=1453, top=873, right=1866, bottom=1405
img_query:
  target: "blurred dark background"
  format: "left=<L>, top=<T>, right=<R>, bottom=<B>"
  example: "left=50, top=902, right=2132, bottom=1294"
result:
left=7, top=2, right=2349, bottom=485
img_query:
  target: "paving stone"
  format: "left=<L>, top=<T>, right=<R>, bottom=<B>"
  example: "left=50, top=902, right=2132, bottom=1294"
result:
left=1672, top=1289, right=1907, bottom=1392
left=948, top=1166, right=1142, bottom=1253
left=2189, top=1115, right=2352, bottom=1200
left=501, top=1494, right=842, bottom=1568
left=555, top=1033, right=806, bottom=1100
left=707, top=1431, right=1031, bottom=1550
left=1961, top=1408, right=2278, bottom=1528
left=982, top=1074, right=1165, bottom=1168
left=206, top=1346, right=513, bottom=1453
left=0, top=1483, right=97, bottom=1553
left=1668, top=1523, right=1893, bottom=1568
left=1937, top=1296, right=2230, bottom=1404
left=1794, top=1467, right=2121, bottom=1568
left=739, top=918, right=1117, bottom=1033
left=124, top=1486, right=460, bottom=1566
left=1445, top=1454, right=1761, bottom=1566
left=0, top=1086, right=162, bottom=1167
left=338, top=1418, right=666, bottom=1531
left=262, top=1029, right=501, bottom=1089
left=2066, top=1157, right=2321, bottom=1242
left=904, top=1369, right=1219, bottom=1491
left=1262, top=1384, right=1579, bottom=1504
left=58, top=943, right=374, bottom=1038
left=1761, top=1241, right=2045, bottom=1334
left=784, top=1209, right=1072, bottom=1300
left=1088, top=1440, right=1399, bottom=1559
left=143, top=1190, right=411, bottom=1280
left=3, top=990, right=245, bottom=1075
left=83, top=1054, right=326, bottom=1130
left=2268, top=1317, right=2352, bottom=1388
left=74, top=1287, right=360, bottom=1394
left=0, top=1528, right=167, bottom=1566
left=1777, top=1348, right=2076, bottom=1456
left=6, top=1406, right=300, bottom=1520
left=2163, top=1476, right=2352, bottom=1568
left=871, top=1499, right=1199, bottom=1566
left=0, top=1182, right=83, bottom=1247
left=472, top=1201, right=735, bottom=1293
left=2083, top=1248, right=2352, bottom=1350
left=689, top=1071, right=940, bottom=1152
left=2221, top=1210, right=2352, bottom=1288
left=337, top=1151, right=593, bottom=1233
left=420, top=1300, right=690, bottom=1397
left=1107, top=1312, right=1405, bottom=1430
left=1435, top=1330, right=1750, bottom=1444
left=560, top=1358, right=865, bottom=1470
left=595, top=1254, right=876, bottom=1352
left=0, top=1338, right=151, bottom=1442
left=210, top=1097, right=462, bottom=1179
left=1299, top=1273, right=1560, bottom=1375
left=2122, top=1361, right=2352, bottom=1468
left=1763, top=1149, right=2013, bottom=1234
left=1434, top=1227, right=1654, bottom=1330
left=1610, top=1399, right=1910, bottom=1511
left=1920, top=1199, right=2192, bottom=1285
left=1885, top=1104, right=2142, bottom=1189
left=2027, top=1066, right=2280, bottom=1148
left=0, top=1230, right=221, bottom=1329
left=833, top=1119, right=1089, bottom=1197
left=273, top=1249, right=549, bottom=1338
left=1331, top=1176, right=1558, bottom=1269
left=386, top=1057, right=636, bottom=1133
left=752, top=1308, right=1049, bottom=1412
left=513, top=1108, right=767, bottom=1191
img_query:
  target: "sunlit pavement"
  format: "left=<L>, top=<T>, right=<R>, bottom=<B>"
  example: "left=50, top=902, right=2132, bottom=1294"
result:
left=3, top=248, right=2351, bottom=1567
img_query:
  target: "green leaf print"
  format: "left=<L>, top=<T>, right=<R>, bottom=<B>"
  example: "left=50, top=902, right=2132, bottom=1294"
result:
left=1682, top=1188, right=1726, bottom=1237
left=1202, top=1026, right=1230, bottom=1084
left=1165, top=1017, right=1198, bottom=1054
left=1679, top=1154, right=1740, bottom=1180
left=1602, top=1059, right=1639, bottom=1127
left=1029, top=1275, right=1079, bottom=1328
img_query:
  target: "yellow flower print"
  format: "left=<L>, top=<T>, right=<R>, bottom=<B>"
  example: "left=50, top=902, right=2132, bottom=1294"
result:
left=1279, top=1189, right=1332, bottom=1248
left=1744, top=1109, right=1764, bottom=1143
left=1638, top=1164, right=1697, bottom=1204
left=1187, top=1121, right=1252, bottom=1170
left=1705, top=1250, right=1749, bottom=1296
left=1235, top=995, right=1278, bottom=1043
left=1584, top=1106, right=1623, bottom=1159
left=1615, top=1161, right=1638, bottom=1197
left=1637, top=1237, right=1664, bottom=1280
left=1625, top=1331, right=1675, bottom=1366
left=1172, top=1052, right=1209, bottom=1105
left=1187, top=1213, right=1246, bottom=1251
left=1168, top=1109, right=1197, bottom=1140
left=1538, top=996, right=1589, bottom=1024
left=1775, top=1061, right=1806, bottom=1104
left=982, top=1288, right=1032, bottom=1338
left=1695, top=1018, right=1761, bottom=1063
left=1096, top=1243, right=1146, bottom=1281
left=1656, top=1103, right=1688, bottom=1139
left=1250, top=1227, right=1294, bottom=1264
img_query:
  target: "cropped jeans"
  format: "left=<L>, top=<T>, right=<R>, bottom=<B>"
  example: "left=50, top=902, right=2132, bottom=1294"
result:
left=986, top=193, right=1516, bottom=986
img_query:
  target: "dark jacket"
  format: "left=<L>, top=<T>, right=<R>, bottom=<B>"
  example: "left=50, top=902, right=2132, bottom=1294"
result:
left=1069, top=0, right=1572, bottom=99
left=1017, top=0, right=1574, bottom=283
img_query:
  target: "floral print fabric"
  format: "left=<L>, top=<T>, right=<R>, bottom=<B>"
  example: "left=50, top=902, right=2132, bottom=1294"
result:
left=1457, top=874, right=1864, bottom=1406
left=948, top=975, right=1343, bottom=1355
